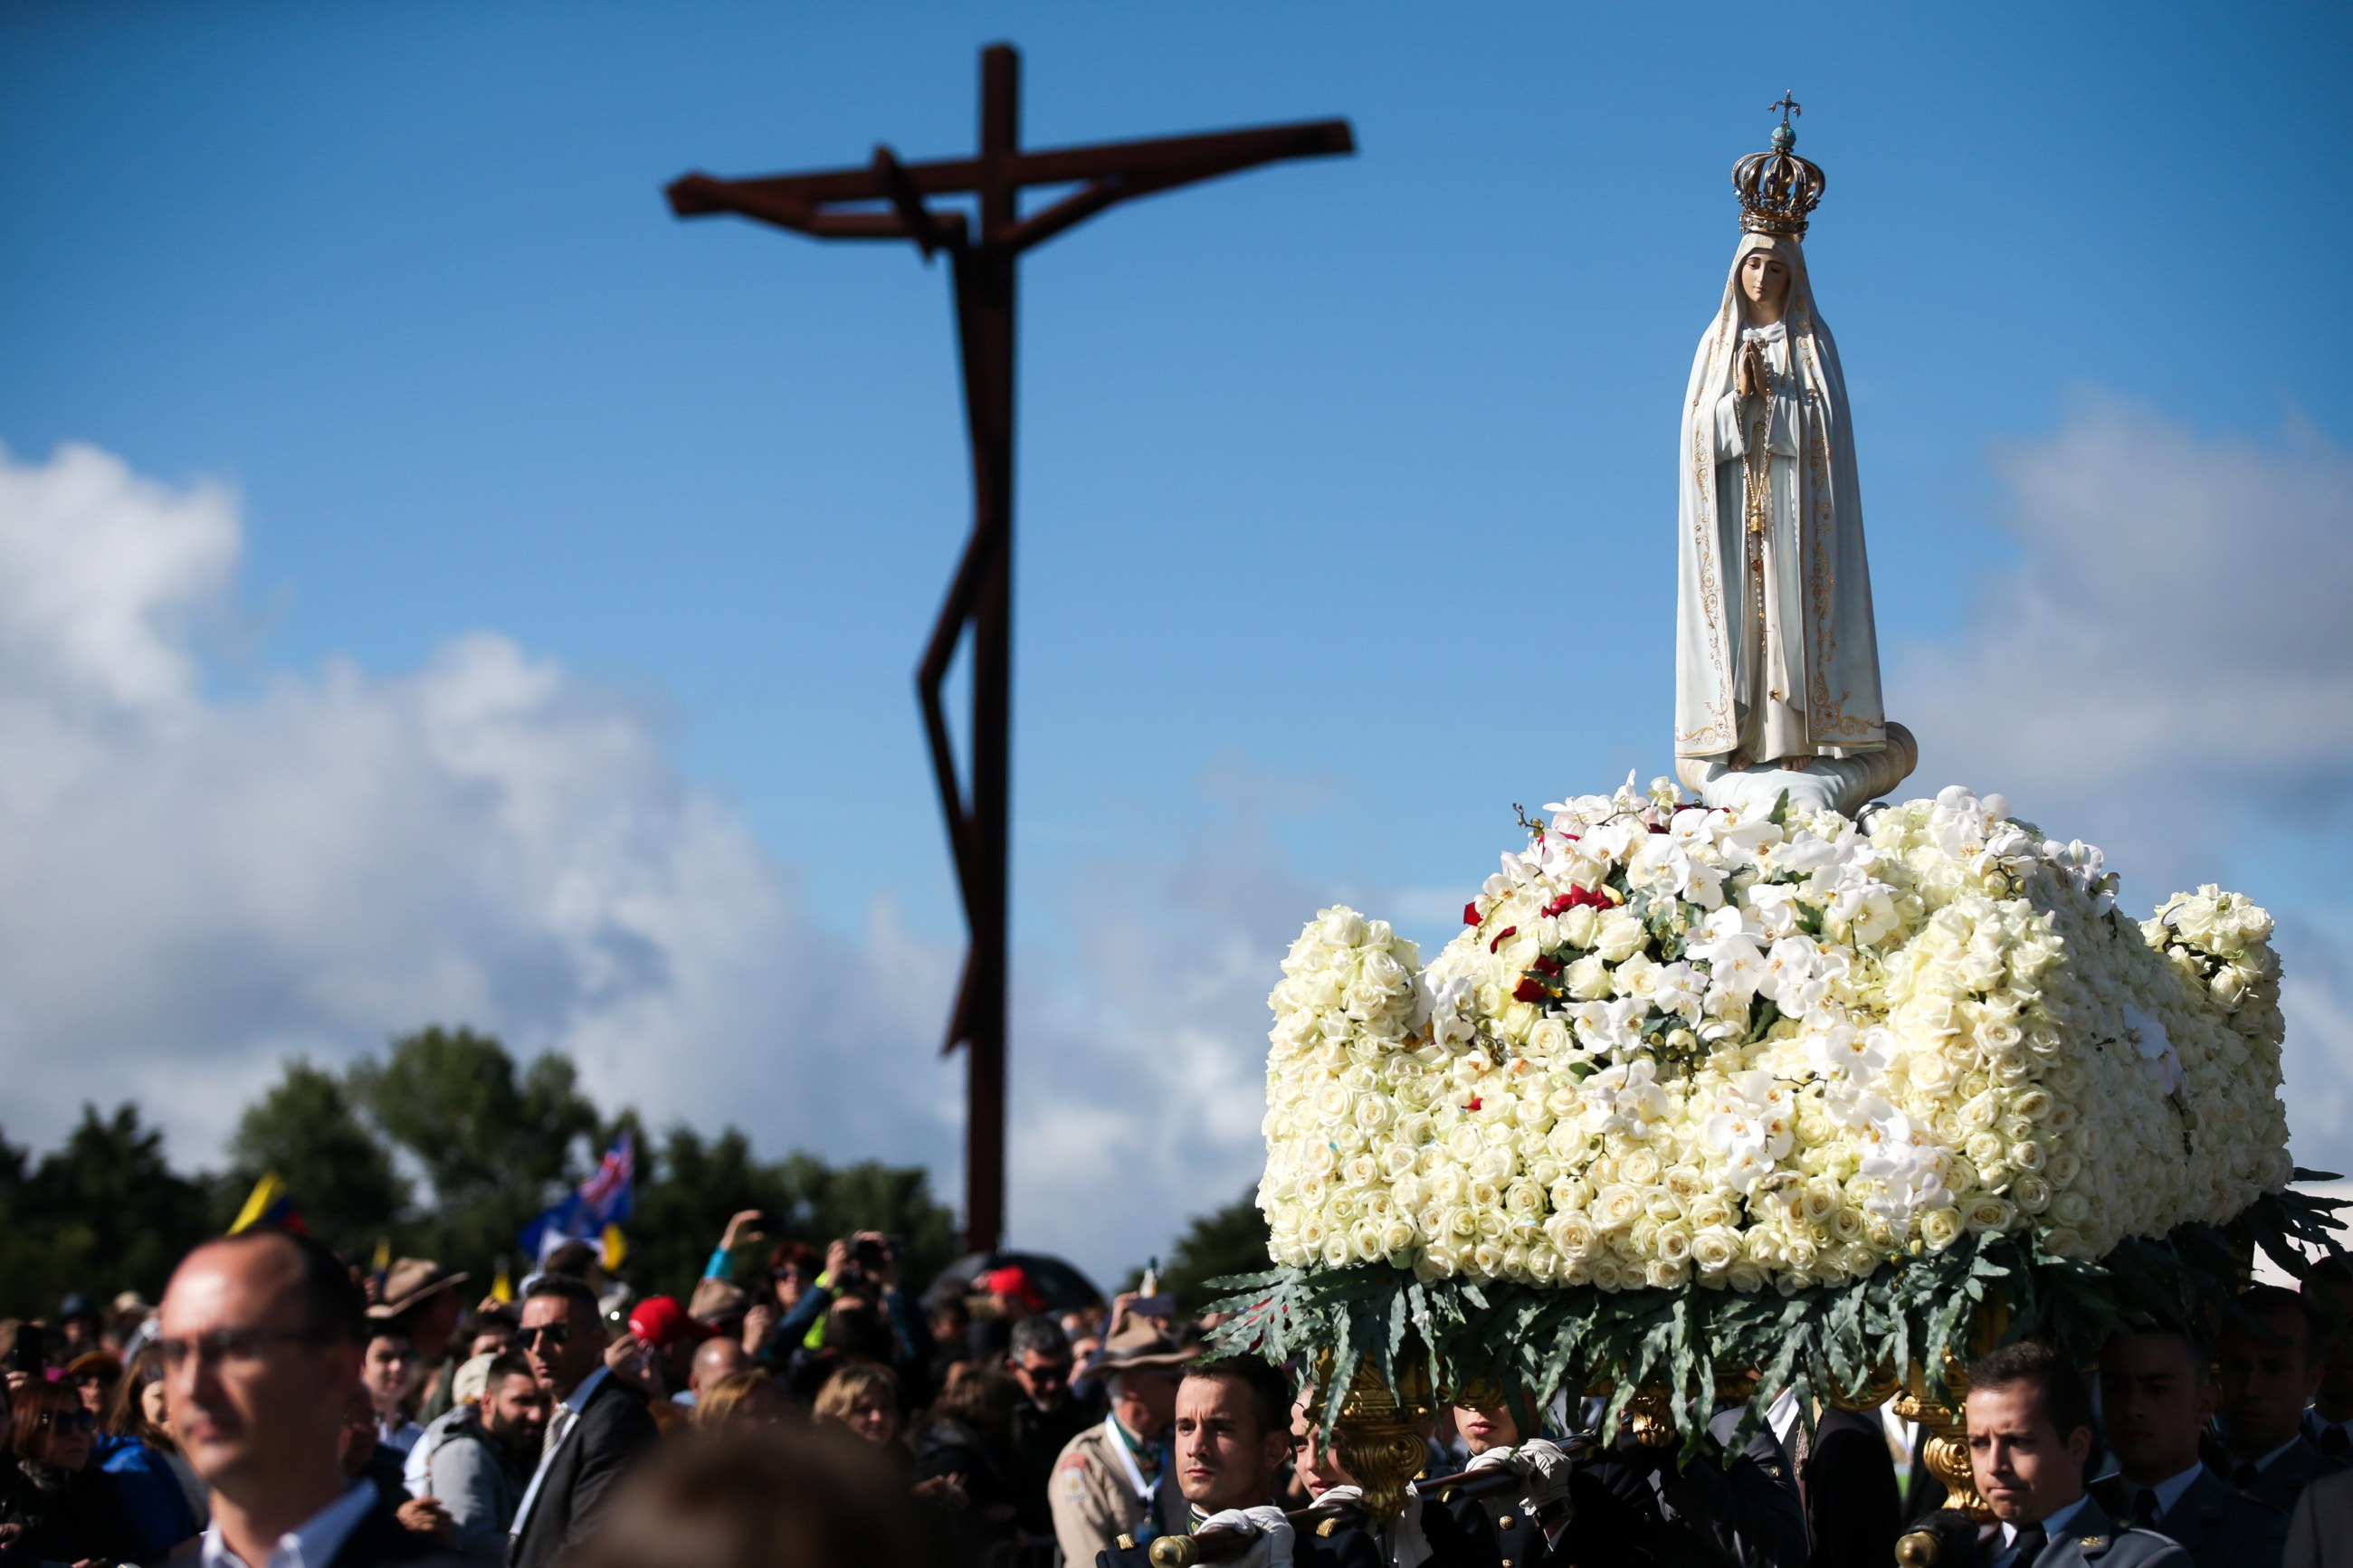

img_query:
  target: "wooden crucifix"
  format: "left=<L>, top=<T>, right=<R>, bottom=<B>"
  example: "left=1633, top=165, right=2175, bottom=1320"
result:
left=667, top=43, right=1352, bottom=1251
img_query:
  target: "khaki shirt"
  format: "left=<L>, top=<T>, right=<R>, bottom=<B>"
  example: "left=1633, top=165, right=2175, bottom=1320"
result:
left=1050, top=1417, right=1184, bottom=1565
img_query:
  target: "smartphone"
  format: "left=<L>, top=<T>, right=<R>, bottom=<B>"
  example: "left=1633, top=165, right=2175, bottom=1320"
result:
left=5, top=1322, right=48, bottom=1373
left=1127, top=1293, right=1176, bottom=1318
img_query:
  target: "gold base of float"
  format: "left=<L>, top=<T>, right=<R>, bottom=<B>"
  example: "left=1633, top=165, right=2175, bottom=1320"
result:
left=1322, top=1354, right=1435, bottom=1521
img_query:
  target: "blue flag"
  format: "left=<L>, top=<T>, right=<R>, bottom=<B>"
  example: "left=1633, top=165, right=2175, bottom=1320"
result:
left=519, top=1130, right=635, bottom=1264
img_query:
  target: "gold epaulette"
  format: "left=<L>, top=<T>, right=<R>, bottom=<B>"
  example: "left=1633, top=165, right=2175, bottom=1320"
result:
left=1115, top=1535, right=1137, bottom=1552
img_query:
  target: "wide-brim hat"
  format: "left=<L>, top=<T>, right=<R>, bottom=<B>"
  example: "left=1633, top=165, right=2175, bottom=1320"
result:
left=367, top=1259, right=471, bottom=1320
left=1092, top=1315, right=1191, bottom=1373
left=67, top=1351, right=123, bottom=1382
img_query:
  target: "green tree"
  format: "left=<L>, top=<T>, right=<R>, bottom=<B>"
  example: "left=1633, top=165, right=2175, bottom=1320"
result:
left=625, top=1125, right=960, bottom=1301
left=350, top=1026, right=600, bottom=1278
left=224, top=1060, right=408, bottom=1252
left=0, top=1105, right=212, bottom=1316
left=1148, top=1188, right=1272, bottom=1312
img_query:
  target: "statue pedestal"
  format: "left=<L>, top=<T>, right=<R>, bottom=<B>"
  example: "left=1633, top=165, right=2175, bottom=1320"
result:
left=1676, top=720, right=1917, bottom=817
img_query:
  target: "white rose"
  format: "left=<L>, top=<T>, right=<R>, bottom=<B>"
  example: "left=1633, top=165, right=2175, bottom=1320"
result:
left=1566, top=955, right=1613, bottom=1001
left=1920, top=1207, right=1964, bottom=1251
left=1596, top=911, right=1647, bottom=964
left=1964, top=1197, right=2016, bottom=1234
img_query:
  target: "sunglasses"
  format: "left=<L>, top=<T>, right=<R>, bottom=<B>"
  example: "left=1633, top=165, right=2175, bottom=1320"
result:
left=519, top=1324, right=570, bottom=1348
left=40, top=1411, right=99, bottom=1433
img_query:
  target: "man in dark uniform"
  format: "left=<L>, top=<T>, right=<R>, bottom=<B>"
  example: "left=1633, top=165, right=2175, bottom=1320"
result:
left=2218, top=1288, right=2344, bottom=1513
left=1099, top=1357, right=1381, bottom=1568
left=1440, top=1385, right=1804, bottom=1568
left=1957, top=1342, right=2191, bottom=1568
left=2093, top=1329, right=2288, bottom=1568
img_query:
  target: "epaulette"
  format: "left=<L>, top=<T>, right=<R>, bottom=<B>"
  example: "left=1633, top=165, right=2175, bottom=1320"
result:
left=1115, top=1535, right=1137, bottom=1552
left=2078, top=1534, right=2111, bottom=1558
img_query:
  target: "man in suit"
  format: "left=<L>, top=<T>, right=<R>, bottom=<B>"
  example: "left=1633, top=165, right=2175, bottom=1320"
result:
left=158, top=1226, right=441, bottom=1568
left=1098, top=1357, right=1381, bottom=1568
left=2093, top=1330, right=2287, bottom=1568
left=2302, top=1264, right=2353, bottom=1462
left=2218, top=1288, right=2343, bottom=1513
left=1963, top=1341, right=2188, bottom=1568
left=1766, top=1392, right=1900, bottom=1568
left=507, top=1276, right=658, bottom=1568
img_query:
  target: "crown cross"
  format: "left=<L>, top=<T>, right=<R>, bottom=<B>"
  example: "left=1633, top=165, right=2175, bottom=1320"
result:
left=1733, top=91, right=1825, bottom=238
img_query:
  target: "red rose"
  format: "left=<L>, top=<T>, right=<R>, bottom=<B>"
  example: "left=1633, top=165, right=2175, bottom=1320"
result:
left=1462, top=901, right=1481, bottom=927
left=1512, top=975, right=1548, bottom=1003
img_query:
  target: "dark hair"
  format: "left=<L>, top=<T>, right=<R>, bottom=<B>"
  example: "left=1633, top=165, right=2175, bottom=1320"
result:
left=469, top=1305, right=519, bottom=1334
left=821, top=1301, right=893, bottom=1365
left=768, top=1240, right=821, bottom=1277
left=525, top=1273, right=603, bottom=1331
left=11, top=1379, right=85, bottom=1465
left=209, top=1228, right=369, bottom=1345
left=1007, top=1315, right=1069, bottom=1362
left=2232, top=1285, right=2324, bottom=1360
left=1968, top=1341, right=2094, bottom=1440
left=2103, top=1325, right=2214, bottom=1384
left=934, top=1365, right=1018, bottom=1440
left=542, top=1240, right=598, bottom=1278
left=563, top=1427, right=921, bottom=1568
left=486, top=1350, right=538, bottom=1390
left=1185, top=1356, right=1292, bottom=1440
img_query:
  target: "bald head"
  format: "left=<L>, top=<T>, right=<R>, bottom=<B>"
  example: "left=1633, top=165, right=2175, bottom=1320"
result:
left=159, top=1231, right=363, bottom=1533
left=691, top=1336, right=748, bottom=1395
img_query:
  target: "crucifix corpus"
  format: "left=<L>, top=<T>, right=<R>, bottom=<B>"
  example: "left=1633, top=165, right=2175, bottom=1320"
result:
left=667, top=43, right=1354, bottom=1251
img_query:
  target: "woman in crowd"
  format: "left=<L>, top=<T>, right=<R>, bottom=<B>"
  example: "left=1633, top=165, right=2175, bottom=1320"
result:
left=100, top=1338, right=207, bottom=1541
left=914, top=1365, right=1022, bottom=1554
left=694, top=1370, right=788, bottom=1432
left=0, top=1378, right=140, bottom=1565
left=813, top=1364, right=904, bottom=1455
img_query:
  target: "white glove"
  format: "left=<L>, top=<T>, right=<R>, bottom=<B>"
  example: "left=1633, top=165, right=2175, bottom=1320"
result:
left=1511, top=1438, right=1575, bottom=1510
left=1464, top=1444, right=1517, bottom=1474
left=1197, top=1506, right=1296, bottom=1568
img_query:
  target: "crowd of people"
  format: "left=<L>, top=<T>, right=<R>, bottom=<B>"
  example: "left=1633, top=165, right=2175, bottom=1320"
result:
left=7, top=1220, right=2353, bottom=1568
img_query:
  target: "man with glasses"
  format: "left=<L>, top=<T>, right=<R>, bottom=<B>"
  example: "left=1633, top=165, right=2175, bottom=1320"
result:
left=158, top=1226, right=436, bottom=1568
left=507, top=1275, right=656, bottom=1568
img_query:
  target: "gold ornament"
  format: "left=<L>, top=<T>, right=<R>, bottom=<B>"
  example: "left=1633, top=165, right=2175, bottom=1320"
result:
left=1319, top=1354, right=1434, bottom=1521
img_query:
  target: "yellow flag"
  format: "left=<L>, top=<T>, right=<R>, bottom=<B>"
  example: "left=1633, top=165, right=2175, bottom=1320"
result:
left=600, top=1223, right=628, bottom=1271
left=491, top=1259, right=514, bottom=1305
left=371, top=1237, right=392, bottom=1276
left=228, top=1172, right=285, bottom=1235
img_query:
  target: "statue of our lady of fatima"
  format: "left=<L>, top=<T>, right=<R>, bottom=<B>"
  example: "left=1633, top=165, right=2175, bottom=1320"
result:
left=1673, top=99, right=1915, bottom=816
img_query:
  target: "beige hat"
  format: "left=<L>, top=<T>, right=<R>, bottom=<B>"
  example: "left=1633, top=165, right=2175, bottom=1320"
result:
left=688, top=1277, right=749, bottom=1326
left=368, top=1259, right=472, bottom=1320
left=1093, top=1314, right=1191, bottom=1373
left=452, top=1351, right=501, bottom=1407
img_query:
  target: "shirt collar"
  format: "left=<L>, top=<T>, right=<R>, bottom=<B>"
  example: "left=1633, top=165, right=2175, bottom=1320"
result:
left=561, top=1364, right=610, bottom=1415
left=2145, top=1462, right=2207, bottom=1520
left=201, top=1478, right=377, bottom=1568
left=2001, top=1493, right=2092, bottom=1546
left=2254, top=1435, right=2305, bottom=1471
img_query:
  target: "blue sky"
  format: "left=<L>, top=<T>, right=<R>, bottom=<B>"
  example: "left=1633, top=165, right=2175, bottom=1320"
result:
left=2, top=2, right=2348, bottom=1277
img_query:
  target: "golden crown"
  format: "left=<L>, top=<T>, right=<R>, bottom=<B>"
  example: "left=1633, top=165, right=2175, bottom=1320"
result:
left=1734, top=93, right=1825, bottom=238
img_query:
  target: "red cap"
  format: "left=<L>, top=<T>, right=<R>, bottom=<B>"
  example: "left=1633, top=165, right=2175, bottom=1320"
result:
left=980, top=1266, right=1045, bottom=1312
left=628, top=1296, right=716, bottom=1348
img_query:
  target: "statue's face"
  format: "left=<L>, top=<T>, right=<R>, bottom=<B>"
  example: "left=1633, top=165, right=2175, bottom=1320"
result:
left=1739, top=252, right=1791, bottom=313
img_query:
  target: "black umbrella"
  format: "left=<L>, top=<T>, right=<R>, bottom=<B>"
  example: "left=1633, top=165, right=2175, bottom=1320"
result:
left=925, top=1250, right=1103, bottom=1314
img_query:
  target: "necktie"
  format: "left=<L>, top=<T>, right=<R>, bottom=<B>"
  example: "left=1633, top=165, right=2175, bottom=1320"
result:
left=2012, top=1522, right=2048, bottom=1568
left=2129, top=1490, right=2160, bottom=1530
left=2233, top=1462, right=2262, bottom=1489
left=2321, top=1425, right=2353, bottom=1461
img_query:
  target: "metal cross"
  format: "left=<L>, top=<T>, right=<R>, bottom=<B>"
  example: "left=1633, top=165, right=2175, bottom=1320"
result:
left=1770, top=90, right=1803, bottom=128
left=666, top=43, right=1352, bottom=1252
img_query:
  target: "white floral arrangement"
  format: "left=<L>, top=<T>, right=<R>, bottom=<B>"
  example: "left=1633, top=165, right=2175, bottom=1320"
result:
left=1257, top=779, right=2291, bottom=1296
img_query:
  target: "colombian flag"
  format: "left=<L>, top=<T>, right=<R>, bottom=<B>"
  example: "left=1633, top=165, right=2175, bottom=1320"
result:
left=228, top=1172, right=304, bottom=1234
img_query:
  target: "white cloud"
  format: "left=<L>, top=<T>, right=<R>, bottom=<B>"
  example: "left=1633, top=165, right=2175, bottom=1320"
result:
left=0, top=441, right=960, bottom=1198
left=1889, top=398, right=2353, bottom=1177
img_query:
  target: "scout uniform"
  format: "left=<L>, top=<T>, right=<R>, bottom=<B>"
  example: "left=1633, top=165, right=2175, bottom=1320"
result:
left=1054, top=1413, right=1188, bottom=1564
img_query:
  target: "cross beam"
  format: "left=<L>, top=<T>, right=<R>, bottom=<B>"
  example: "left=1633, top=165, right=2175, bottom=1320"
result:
left=667, top=43, right=1352, bottom=1252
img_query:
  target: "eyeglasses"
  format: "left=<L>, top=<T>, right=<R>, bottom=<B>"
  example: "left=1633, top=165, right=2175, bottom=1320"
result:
left=157, top=1329, right=336, bottom=1373
left=39, top=1411, right=99, bottom=1433
left=519, top=1324, right=570, bottom=1349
